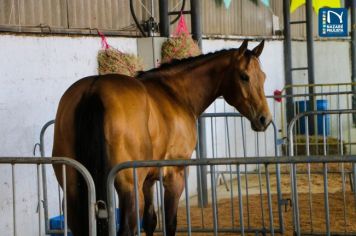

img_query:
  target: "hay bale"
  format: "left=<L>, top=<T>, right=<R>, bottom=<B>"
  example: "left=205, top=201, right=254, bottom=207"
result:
left=161, top=33, right=201, bottom=63
left=282, top=135, right=347, bottom=156
left=97, top=48, right=143, bottom=77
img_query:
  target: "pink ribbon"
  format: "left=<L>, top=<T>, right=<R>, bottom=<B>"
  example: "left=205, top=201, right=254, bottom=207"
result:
left=98, top=31, right=110, bottom=49
left=174, top=13, right=189, bottom=36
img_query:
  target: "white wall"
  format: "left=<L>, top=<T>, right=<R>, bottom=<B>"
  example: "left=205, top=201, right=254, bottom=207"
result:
left=0, top=34, right=353, bottom=235
left=291, top=40, right=351, bottom=85
left=0, top=34, right=137, bottom=236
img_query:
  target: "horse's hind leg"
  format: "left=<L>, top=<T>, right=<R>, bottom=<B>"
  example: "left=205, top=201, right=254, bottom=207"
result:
left=142, top=177, right=157, bottom=236
left=163, top=167, right=186, bottom=236
left=115, top=174, right=144, bottom=236
left=67, top=198, right=88, bottom=236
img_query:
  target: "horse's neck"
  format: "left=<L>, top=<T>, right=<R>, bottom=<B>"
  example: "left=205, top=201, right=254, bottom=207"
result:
left=161, top=53, right=232, bottom=117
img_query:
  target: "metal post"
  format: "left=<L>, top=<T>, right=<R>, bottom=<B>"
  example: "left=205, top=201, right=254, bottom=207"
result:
left=350, top=1, right=356, bottom=182
left=306, top=0, right=317, bottom=134
left=197, top=118, right=208, bottom=207
left=190, top=0, right=202, bottom=48
left=283, top=0, right=295, bottom=123
left=305, top=0, right=315, bottom=88
left=159, top=0, right=169, bottom=37
left=306, top=0, right=316, bottom=116
left=351, top=0, right=356, bottom=124
left=191, top=0, right=206, bottom=207
left=38, top=120, right=55, bottom=234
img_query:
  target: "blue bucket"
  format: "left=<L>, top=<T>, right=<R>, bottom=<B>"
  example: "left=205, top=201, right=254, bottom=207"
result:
left=296, top=99, right=330, bottom=136
left=49, top=215, right=73, bottom=236
left=50, top=208, right=144, bottom=235
left=50, top=209, right=121, bottom=236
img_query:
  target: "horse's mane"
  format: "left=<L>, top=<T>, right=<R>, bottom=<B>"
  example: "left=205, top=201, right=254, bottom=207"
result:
left=136, top=48, right=254, bottom=79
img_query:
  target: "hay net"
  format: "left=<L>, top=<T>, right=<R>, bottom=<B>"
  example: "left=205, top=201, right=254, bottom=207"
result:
left=97, top=31, right=143, bottom=77
left=161, top=14, right=201, bottom=63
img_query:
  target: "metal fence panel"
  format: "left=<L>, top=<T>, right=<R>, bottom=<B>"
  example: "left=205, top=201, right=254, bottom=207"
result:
left=0, top=157, right=96, bottom=236
left=287, top=109, right=356, bottom=235
left=268, top=83, right=356, bottom=143
left=107, top=157, right=288, bottom=236
left=106, top=155, right=356, bottom=236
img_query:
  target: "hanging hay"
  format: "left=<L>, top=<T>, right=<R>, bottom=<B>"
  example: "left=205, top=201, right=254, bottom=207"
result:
left=97, top=48, right=144, bottom=77
left=161, top=33, right=201, bottom=63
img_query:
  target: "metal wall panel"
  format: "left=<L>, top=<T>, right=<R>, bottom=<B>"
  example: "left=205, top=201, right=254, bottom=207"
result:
left=201, top=0, right=242, bottom=35
left=0, top=0, right=324, bottom=38
left=271, top=1, right=328, bottom=38
left=0, top=0, right=66, bottom=27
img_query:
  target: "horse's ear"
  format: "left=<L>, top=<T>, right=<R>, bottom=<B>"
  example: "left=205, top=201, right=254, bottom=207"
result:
left=238, top=39, right=248, bottom=55
left=252, top=40, right=265, bottom=57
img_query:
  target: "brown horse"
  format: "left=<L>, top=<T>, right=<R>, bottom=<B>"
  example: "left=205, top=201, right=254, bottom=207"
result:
left=52, top=40, right=271, bottom=236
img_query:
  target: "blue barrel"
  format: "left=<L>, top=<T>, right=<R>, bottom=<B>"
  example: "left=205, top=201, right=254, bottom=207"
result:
left=296, top=99, right=330, bottom=136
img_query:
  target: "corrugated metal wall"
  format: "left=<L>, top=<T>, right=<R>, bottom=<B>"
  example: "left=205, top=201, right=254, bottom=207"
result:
left=0, top=0, right=330, bottom=38
left=0, top=0, right=143, bottom=34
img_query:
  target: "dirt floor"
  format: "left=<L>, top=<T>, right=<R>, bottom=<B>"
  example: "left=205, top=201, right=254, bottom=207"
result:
left=173, top=163, right=356, bottom=235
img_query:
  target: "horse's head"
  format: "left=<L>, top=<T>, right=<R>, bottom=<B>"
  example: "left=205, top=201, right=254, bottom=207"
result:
left=222, top=40, right=272, bottom=131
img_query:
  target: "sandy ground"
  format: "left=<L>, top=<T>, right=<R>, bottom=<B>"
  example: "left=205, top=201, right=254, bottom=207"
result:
left=171, top=163, right=356, bottom=235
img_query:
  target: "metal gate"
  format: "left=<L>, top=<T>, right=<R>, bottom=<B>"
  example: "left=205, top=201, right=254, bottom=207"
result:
left=106, top=155, right=356, bottom=236
left=287, top=109, right=356, bottom=235
left=197, top=112, right=285, bottom=233
left=107, top=157, right=283, bottom=236
left=0, top=157, right=96, bottom=236
left=269, top=82, right=356, bottom=138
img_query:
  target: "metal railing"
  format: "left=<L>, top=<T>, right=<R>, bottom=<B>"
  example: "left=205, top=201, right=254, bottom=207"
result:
left=198, top=112, right=285, bottom=233
left=288, top=109, right=356, bottom=235
left=33, top=120, right=59, bottom=235
left=106, top=157, right=278, bottom=236
left=268, top=82, right=356, bottom=137
left=0, top=157, right=97, bottom=236
left=106, top=155, right=356, bottom=236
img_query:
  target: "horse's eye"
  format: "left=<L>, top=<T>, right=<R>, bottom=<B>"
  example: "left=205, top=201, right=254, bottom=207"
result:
left=240, top=74, right=250, bottom=82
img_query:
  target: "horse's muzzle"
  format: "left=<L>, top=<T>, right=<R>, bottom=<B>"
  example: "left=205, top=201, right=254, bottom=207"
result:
left=251, top=115, right=272, bottom=132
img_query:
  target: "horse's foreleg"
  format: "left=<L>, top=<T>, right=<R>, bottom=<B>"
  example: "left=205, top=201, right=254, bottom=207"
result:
left=142, top=178, right=157, bottom=236
left=163, top=167, right=186, bottom=236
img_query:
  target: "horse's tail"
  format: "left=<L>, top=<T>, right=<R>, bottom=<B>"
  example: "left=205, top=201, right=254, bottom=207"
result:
left=74, top=90, right=108, bottom=236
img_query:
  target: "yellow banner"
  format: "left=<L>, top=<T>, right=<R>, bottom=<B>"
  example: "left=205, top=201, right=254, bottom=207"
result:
left=290, top=0, right=341, bottom=13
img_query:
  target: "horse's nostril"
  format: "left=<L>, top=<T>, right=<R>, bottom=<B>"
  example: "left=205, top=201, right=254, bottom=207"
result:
left=259, top=116, right=266, bottom=126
